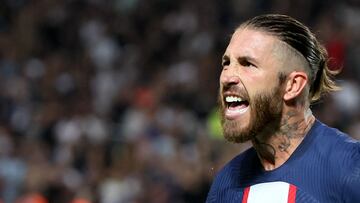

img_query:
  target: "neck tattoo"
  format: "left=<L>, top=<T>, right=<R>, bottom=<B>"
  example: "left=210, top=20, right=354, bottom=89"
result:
left=254, top=110, right=315, bottom=165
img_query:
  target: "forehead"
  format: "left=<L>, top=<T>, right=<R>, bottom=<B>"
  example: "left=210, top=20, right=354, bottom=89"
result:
left=225, top=28, right=281, bottom=62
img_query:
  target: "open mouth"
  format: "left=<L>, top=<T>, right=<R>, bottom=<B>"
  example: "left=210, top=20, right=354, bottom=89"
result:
left=224, top=95, right=250, bottom=116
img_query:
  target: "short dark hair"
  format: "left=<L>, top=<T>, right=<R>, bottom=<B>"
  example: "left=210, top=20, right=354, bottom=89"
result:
left=240, top=14, right=339, bottom=102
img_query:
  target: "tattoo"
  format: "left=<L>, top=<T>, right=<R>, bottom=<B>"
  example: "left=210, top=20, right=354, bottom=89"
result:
left=278, top=140, right=290, bottom=152
left=252, top=119, right=282, bottom=164
left=253, top=110, right=315, bottom=165
left=280, top=111, right=300, bottom=135
left=253, top=137, right=276, bottom=164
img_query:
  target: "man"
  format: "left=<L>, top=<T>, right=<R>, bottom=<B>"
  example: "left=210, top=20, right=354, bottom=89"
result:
left=206, top=14, right=360, bottom=203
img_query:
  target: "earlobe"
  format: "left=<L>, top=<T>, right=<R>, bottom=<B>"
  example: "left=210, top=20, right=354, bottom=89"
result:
left=283, top=71, right=308, bottom=101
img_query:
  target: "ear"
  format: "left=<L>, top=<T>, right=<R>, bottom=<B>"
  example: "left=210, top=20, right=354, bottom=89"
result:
left=283, top=71, right=308, bottom=101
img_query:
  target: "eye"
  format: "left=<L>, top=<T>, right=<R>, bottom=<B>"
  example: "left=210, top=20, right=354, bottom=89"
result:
left=222, top=59, right=230, bottom=67
left=239, top=59, right=256, bottom=68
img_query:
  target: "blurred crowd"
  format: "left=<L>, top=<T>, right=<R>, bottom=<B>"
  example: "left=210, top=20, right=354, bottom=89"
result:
left=0, top=0, right=359, bottom=202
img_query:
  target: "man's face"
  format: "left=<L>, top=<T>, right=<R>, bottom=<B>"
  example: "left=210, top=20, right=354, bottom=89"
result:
left=219, top=28, right=285, bottom=143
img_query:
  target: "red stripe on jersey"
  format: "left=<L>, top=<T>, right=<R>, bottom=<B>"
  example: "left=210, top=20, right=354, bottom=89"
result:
left=242, top=187, right=250, bottom=203
left=287, top=184, right=297, bottom=203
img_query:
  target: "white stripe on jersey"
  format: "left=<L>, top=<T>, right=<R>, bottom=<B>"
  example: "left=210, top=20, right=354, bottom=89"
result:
left=246, top=181, right=291, bottom=203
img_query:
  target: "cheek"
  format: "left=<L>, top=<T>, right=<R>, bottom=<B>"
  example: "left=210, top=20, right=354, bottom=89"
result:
left=243, top=74, right=263, bottom=96
left=247, top=73, right=279, bottom=95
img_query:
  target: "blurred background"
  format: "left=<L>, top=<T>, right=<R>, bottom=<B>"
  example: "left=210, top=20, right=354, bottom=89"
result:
left=0, top=0, right=359, bottom=202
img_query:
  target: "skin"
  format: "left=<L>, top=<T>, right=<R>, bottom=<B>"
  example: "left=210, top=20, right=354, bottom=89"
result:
left=220, top=27, right=315, bottom=170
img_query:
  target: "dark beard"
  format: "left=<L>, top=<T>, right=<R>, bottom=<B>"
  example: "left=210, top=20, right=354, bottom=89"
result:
left=220, top=85, right=283, bottom=144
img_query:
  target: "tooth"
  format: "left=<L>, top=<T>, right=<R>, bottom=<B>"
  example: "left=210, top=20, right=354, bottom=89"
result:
left=225, top=96, right=243, bottom=102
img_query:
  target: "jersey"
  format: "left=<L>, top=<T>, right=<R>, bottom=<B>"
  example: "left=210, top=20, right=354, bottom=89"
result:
left=206, top=120, right=360, bottom=203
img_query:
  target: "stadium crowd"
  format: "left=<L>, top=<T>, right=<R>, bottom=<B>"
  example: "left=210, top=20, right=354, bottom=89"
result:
left=0, top=0, right=359, bottom=202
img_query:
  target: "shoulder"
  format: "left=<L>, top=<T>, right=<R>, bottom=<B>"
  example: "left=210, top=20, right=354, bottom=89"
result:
left=340, top=143, right=360, bottom=202
left=312, top=121, right=359, bottom=159
left=313, top=121, right=359, bottom=171
left=206, top=147, right=258, bottom=202
left=315, top=121, right=360, bottom=202
left=215, top=147, right=258, bottom=184
left=334, top=129, right=360, bottom=202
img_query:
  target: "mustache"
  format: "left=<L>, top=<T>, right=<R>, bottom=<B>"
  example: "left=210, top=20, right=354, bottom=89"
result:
left=220, top=84, right=250, bottom=101
left=222, top=84, right=243, bottom=93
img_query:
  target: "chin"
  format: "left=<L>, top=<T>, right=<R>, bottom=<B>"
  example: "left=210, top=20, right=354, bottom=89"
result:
left=222, top=118, right=253, bottom=143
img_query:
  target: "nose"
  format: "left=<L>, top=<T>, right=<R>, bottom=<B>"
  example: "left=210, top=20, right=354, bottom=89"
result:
left=220, top=68, right=241, bottom=87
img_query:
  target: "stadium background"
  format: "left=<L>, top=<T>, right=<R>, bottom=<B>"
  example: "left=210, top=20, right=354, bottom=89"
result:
left=0, top=0, right=359, bottom=202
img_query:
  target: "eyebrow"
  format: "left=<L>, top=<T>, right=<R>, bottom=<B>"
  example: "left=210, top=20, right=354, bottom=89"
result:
left=222, top=54, right=258, bottom=64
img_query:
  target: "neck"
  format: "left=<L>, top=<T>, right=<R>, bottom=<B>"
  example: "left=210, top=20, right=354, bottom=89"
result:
left=252, top=107, right=315, bottom=171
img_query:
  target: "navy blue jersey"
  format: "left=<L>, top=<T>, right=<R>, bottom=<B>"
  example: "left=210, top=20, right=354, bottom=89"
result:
left=206, top=120, right=360, bottom=203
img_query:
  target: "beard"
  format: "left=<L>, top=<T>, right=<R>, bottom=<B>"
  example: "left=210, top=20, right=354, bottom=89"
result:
left=219, top=85, right=284, bottom=143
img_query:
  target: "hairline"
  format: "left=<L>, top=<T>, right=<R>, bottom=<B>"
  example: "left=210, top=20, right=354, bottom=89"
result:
left=236, top=26, right=311, bottom=74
